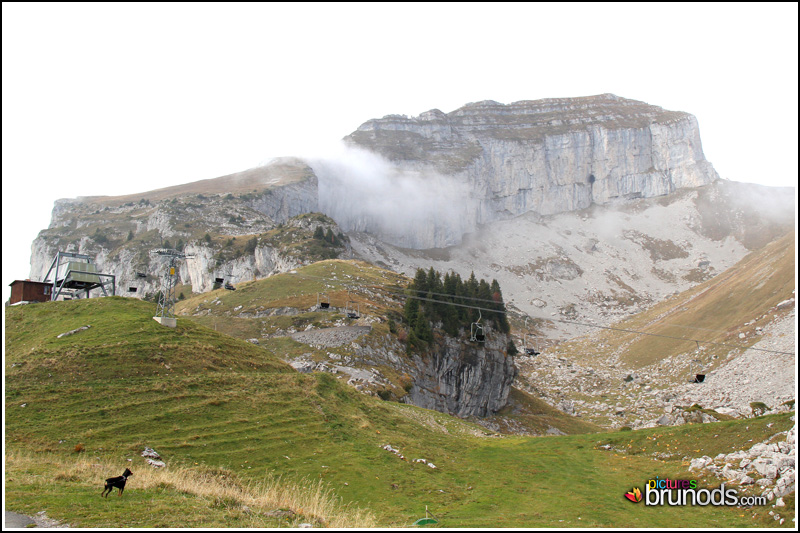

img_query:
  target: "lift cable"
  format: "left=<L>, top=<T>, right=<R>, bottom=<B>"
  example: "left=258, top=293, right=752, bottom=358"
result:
left=284, top=270, right=795, bottom=356
left=398, top=291, right=794, bottom=356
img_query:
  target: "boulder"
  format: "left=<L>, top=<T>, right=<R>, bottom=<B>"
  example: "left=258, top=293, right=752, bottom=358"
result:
left=689, top=456, right=712, bottom=471
left=141, top=447, right=161, bottom=459
left=721, top=465, right=744, bottom=482
left=751, top=459, right=778, bottom=480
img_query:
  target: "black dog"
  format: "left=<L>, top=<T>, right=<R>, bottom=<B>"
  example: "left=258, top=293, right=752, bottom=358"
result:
left=101, top=468, right=133, bottom=498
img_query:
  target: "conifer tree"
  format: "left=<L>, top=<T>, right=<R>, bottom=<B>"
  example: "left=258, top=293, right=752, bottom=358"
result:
left=404, top=295, right=420, bottom=329
left=491, top=279, right=510, bottom=333
left=403, top=267, right=509, bottom=346
left=325, top=228, right=337, bottom=245
left=412, top=268, right=429, bottom=297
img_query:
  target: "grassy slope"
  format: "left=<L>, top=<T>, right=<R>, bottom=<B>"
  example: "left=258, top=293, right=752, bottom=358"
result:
left=176, top=259, right=407, bottom=319
left=78, top=158, right=314, bottom=207
left=485, top=387, right=602, bottom=436
left=560, top=230, right=795, bottom=371
left=176, top=259, right=608, bottom=419
left=174, top=260, right=408, bottom=364
left=5, top=296, right=794, bottom=528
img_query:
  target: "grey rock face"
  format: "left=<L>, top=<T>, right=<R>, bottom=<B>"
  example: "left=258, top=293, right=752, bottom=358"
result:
left=406, top=332, right=517, bottom=418
left=246, top=174, right=319, bottom=223
left=344, top=94, right=719, bottom=248
left=28, top=174, right=340, bottom=298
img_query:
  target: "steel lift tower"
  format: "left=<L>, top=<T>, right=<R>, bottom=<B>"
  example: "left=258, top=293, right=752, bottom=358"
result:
left=150, top=248, right=194, bottom=327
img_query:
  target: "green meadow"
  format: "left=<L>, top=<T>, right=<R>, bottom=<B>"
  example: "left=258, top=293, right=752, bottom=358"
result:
left=5, top=289, right=794, bottom=527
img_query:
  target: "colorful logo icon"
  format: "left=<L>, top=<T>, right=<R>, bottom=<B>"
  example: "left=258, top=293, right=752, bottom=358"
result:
left=625, top=487, right=643, bottom=503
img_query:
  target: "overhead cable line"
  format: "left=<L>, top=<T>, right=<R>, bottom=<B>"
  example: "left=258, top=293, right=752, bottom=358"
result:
left=283, top=268, right=511, bottom=307
left=285, top=269, right=795, bottom=356
left=397, top=291, right=794, bottom=357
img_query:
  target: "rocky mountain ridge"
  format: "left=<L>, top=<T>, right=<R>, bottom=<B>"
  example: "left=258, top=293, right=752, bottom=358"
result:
left=344, top=94, right=719, bottom=247
left=22, top=95, right=795, bottom=431
left=29, top=94, right=729, bottom=296
left=30, top=191, right=346, bottom=298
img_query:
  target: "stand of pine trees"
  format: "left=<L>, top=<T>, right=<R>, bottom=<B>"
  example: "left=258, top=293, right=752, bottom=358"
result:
left=402, top=267, right=510, bottom=351
left=313, top=226, right=344, bottom=246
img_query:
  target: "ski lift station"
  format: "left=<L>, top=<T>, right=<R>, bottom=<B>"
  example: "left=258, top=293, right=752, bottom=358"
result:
left=43, top=252, right=116, bottom=301
left=9, top=251, right=115, bottom=305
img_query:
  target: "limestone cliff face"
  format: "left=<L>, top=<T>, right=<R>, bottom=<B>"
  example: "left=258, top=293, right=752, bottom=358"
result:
left=246, top=173, right=319, bottom=224
left=28, top=95, right=722, bottom=292
left=406, top=332, right=517, bottom=418
left=178, top=243, right=300, bottom=293
left=29, top=166, right=338, bottom=299
left=344, top=94, right=719, bottom=241
left=30, top=230, right=304, bottom=298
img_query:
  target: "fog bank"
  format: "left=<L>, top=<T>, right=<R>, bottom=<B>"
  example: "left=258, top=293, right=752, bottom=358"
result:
left=303, top=143, right=477, bottom=249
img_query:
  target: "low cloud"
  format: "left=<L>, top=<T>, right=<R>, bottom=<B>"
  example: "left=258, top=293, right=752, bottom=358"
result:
left=302, top=142, right=477, bottom=249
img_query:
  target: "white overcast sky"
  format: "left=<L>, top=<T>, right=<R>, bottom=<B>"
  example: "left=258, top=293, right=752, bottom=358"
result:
left=2, top=2, right=798, bottom=303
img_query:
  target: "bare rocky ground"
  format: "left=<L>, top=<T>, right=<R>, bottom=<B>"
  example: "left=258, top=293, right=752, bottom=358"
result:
left=516, top=309, right=796, bottom=430
left=289, top=325, right=372, bottom=348
left=285, top=325, right=397, bottom=393
left=670, top=311, right=796, bottom=418
left=351, top=188, right=752, bottom=341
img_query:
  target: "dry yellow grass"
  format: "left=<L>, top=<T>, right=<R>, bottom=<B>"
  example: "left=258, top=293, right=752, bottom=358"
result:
left=79, top=157, right=313, bottom=206
left=6, top=450, right=376, bottom=528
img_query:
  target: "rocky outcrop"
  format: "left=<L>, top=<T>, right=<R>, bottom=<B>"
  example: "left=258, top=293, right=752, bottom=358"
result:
left=29, top=185, right=342, bottom=298
left=285, top=322, right=516, bottom=419
left=246, top=173, right=319, bottom=224
left=688, top=421, right=796, bottom=503
left=344, top=94, right=719, bottom=247
left=406, top=332, right=517, bottom=418
left=180, top=242, right=300, bottom=293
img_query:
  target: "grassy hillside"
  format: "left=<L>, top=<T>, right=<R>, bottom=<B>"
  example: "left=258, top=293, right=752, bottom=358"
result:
left=557, top=230, right=795, bottom=372
left=174, top=260, right=409, bottom=377
left=176, top=259, right=407, bottom=320
left=175, top=260, right=607, bottom=423
left=78, top=158, right=314, bottom=207
left=5, top=294, right=794, bottom=527
left=484, top=387, right=602, bottom=436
